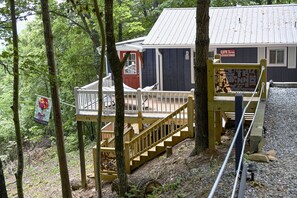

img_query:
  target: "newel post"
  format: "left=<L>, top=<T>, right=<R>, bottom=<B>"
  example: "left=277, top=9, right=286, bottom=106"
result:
left=187, top=95, right=194, bottom=138
left=74, top=87, right=79, bottom=115
left=137, top=88, right=143, bottom=131
left=124, top=142, right=131, bottom=174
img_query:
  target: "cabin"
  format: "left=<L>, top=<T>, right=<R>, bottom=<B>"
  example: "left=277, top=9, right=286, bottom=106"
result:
left=117, top=4, right=297, bottom=91
left=74, top=4, right=285, bottom=185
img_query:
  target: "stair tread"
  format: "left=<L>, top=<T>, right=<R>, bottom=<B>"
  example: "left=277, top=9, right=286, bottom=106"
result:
left=165, top=136, right=172, bottom=141
left=156, top=142, right=164, bottom=147
left=173, top=131, right=181, bottom=137
left=140, top=151, right=148, bottom=157
left=133, top=156, right=140, bottom=161
left=148, top=147, right=156, bottom=152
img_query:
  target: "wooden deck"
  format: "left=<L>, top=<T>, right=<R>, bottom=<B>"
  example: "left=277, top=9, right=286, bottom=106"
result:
left=75, top=89, right=193, bottom=123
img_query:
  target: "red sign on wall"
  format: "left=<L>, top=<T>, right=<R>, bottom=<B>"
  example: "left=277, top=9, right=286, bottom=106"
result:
left=220, top=50, right=235, bottom=57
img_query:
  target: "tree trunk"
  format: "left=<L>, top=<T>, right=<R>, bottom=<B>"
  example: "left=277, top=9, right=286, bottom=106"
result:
left=93, top=0, right=106, bottom=196
left=105, top=0, right=129, bottom=196
left=9, top=0, right=24, bottom=197
left=0, top=158, right=8, bottom=198
left=40, top=0, right=72, bottom=197
left=192, top=0, right=210, bottom=155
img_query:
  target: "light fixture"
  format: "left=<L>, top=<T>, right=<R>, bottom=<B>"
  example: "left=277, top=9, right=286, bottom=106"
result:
left=185, top=51, right=189, bottom=60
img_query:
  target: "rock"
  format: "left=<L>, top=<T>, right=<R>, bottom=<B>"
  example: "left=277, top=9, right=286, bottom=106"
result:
left=221, top=136, right=230, bottom=141
left=70, top=178, right=82, bottom=191
left=247, top=153, right=269, bottom=163
left=267, top=155, right=278, bottom=161
left=266, top=149, right=276, bottom=157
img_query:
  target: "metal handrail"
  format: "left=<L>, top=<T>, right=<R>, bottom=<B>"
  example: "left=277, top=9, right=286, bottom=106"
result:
left=231, top=82, right=265, bottom=197
left=208, top=65, right=265, bottom=197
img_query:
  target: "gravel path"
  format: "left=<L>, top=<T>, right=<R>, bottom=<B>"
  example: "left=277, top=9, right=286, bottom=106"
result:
left=245, top=87, right=297, bottom=197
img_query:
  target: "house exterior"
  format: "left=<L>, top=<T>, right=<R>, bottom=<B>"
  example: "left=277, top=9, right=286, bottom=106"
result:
left=116, top=4, right=297, bottom=91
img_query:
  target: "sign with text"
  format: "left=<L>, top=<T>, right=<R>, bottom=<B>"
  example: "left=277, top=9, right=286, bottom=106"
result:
left=220, top=49, right=236, bottom=57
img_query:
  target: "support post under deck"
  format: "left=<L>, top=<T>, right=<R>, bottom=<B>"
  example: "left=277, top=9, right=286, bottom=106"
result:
left=77, top=121, right=87, bottom=188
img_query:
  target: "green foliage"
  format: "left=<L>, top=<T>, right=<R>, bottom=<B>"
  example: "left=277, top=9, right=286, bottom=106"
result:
left=147, top=177, right=182, bottom=197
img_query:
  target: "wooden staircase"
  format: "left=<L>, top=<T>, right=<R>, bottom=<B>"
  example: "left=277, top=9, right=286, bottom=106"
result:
left=130, top=127, right=190, bottom=171
left=94, top=97, right=194, bottom=181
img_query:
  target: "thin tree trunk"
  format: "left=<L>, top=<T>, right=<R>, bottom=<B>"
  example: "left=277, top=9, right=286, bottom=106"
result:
left=0, top=158, right=8, bottom=198
left=40, top=0, right=72, bottom=197
left=93, top=0, right=106, bottom=196
left=105, top=0, right=130, bottom=196
left=192, top=0, right=210, bottom=155
left=9, top=0, right=24, bottom=197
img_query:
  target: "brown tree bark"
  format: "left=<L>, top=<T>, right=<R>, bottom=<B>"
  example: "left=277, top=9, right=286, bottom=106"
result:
left=105, top=0, right=130, bottom=196
left=93, top=0, right=106, bottom=196
left=9, top=0, right=24, bottom=197
left=192, top=0, right=210, bottom=155
left=40, top=0, right=72, bottom=197
left=0, top=158, right=8, bottom=198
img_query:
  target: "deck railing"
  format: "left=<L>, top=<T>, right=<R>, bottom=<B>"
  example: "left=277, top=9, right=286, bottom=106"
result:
left=207, top=55, right=267, bottom=150
left=208, top=57, right=267, bottom=99
left=74, top=86, right=193, bottom=115
left=81, top=73, right=113, bottom=90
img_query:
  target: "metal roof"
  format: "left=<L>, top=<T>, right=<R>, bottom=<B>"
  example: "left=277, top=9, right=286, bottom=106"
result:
left=116, top=36, right=146, bottom=51
left=142, top=4, right=297, bottom=48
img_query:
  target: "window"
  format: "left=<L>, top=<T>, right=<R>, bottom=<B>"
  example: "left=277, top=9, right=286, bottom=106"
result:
left=124, top=53, right=137, bottom=74
left=267, top=48, right=287, bottom=66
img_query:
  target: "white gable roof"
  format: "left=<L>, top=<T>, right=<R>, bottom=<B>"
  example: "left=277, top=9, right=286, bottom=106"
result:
left=116, top=36, right=146, bottom=51
left=143, top=4, right=297, bottom=48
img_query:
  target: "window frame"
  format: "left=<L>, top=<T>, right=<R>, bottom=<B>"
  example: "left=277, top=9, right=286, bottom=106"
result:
left=123, top=52, right=137, bottom=74
left=191, top=48, right=216, bottom=84
left=267, top=47, right=287, bottom=67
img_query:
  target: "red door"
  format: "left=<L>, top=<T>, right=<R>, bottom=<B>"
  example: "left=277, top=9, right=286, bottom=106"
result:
left=120, top=51, right=140, bottom=89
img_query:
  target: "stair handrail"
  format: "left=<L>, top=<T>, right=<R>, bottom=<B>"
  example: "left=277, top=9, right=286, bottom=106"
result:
left=125, top=102, right=189, bottom=161
left=102, top=126, right=134, bottom=148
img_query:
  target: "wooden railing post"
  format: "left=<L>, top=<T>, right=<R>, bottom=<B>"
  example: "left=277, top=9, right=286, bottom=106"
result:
left=74, top=87, right=79, bottom=115
left=190, top=88, right=195, bottom=97
left=137, top=88, right=143, bottom=131
left=260, top=59, right=267, bottom=100
left=124, top=142, right=131, bottom=174
left=187, top=96, right=194, bottom=138
left=214, top=54, right=221, bottom=62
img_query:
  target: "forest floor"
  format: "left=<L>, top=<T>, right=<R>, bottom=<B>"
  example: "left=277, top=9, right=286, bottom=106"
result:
left=4, top=129, right=262, bottom=198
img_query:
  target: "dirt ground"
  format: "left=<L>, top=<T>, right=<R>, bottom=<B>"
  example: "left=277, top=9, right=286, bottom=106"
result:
left=5, top=131, right=240, bottom=198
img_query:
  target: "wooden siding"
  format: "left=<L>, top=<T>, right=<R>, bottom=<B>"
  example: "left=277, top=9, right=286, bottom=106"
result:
left=142, top=49, right=157, bottom=87
left=161, top=49, right=194, bottom=91
left=267, top=67, right=297, bottom=82
left=266, top=47, right=297, bottom=82
left=217, top=48, right=258, bottom=63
